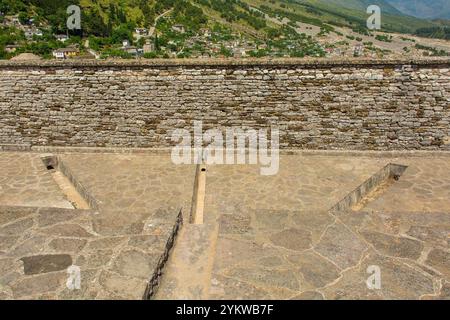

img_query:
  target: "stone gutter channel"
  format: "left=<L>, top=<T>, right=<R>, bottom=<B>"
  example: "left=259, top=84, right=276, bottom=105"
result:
left=39, top=153, right=185, bottom=299
left=329, top=163, right=408, bottom=213
left=143, top=209, right=184, bottom=300
left=40, top=154, right=99, bottom=211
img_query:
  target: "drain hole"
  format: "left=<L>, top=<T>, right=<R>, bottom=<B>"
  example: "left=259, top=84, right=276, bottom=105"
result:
left=40, top=154, right=91, bottom=210
left=201, top=168, right=206, bottom=172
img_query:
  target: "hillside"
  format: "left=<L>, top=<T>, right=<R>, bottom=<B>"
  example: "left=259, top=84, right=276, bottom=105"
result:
left=0, top=0, right=440, bottom=35
left=1, top=0, right=450, bottom=60
left=315, top=0, right=402, bottom=15
left=386, top=0, right=450, bottom=20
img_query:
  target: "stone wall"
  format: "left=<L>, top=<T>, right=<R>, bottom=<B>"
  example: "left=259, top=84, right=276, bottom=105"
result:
left=0, top=59, right=449, bottom=150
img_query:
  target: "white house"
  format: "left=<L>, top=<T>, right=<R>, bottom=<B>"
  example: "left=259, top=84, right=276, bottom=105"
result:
left=53, top=50, right=65, bottom=59
left=135, top=28, right=148, bottom=35
left=56, top=34, right=69, bottom=42
left=143, top=40, right=154, bottom=53
left=172, top=24, right=185, bottom=33
left=52, top=47, right=79, bottom=59
left=122, top=39, right=130, bottom=48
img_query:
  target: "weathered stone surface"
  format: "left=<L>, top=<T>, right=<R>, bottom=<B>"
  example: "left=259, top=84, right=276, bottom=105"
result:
left=438, top=282, right=450, bottom=300
left=21, top=254, right=73, bottom=275
left=0, top=61, right=449, bottom=150
left=0, top=153, right=193, bottom=300
left=291, top=211, right=334, bottom=236
left=361, top=230, right=423, bottom=260
left=11, top=272, right=67, bottom=298
left=364, top=254, right=435, bottom=299
left=113, top=249, right=159, bottom=279
left=58, top=268, right=100, bottom=300
left=48, top=238, right=87, bottom=253
left=0, top=217, right=34, bottom=236
left=41, top=224, right=94, bottom=238
left=128, top=235, right=165, bottom=252
left=407, top=226, right=450, bottom=247
left=0, top=236, right=20, bottom=251
left=426, top=249, right=450, bottom=279
left=218, top=214, right=252, bottom=235
left=0, top=258, right=19, bottom=274
left=92, top=215, right=145, bottom=236
left=287, top=252, right=341, bottom=288
left=269, top=228, right=312, bottom=251
left=315, top=222, right=368, bottom=269
left=0, top=207, right=36, bottom=225
left=209, top=274, right=271, bottom=300
left=0, top=291, right=11, bottom=300
left=253, top=210, right=289, bottom=230
left=88, top=237, right=126, bottom=250
left=224, top=266, right=300, bottom=291
left=290, top=291, right=324, bottom=300
left=0, top=272, right=22, bottom=288
left=37, top=208, right=80, bottom=227
left=76, top=249, right=113, bottom=269
left=213, top=237, right=279, bottom=272
left=321, top=272, right=383, bottom=300
left=99, top=271, right=147, bottom=300
left=9, top=236, right=47, bottom=257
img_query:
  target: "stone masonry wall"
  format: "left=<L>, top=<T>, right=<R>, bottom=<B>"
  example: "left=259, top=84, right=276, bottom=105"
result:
left=0, top=59, right=449, bottom=150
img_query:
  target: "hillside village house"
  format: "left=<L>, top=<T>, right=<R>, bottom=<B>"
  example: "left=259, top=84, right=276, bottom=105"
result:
left=24, top=29, right=43, bottom=39
left=122, top=39, right=131, bottom=48
left=143, top=40, right=154, bottom=53
left=172, top=24, right=185, bottom=33
left=135, top=28, right=148, bottom=35
left=200, top=28, right=211, bottom=38
left=56, top=34, right=69, bottom=42
left=5, top=45, right=19, bottom=53
left=52, top=47, right=80, bottom=59
left=123, top=46, right=142, bottom=56
left=354, top=43, right=364, bottom=57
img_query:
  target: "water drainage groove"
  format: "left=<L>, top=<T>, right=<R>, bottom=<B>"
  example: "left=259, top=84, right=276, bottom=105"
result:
left=190, top=163, right=207, bottom=224
left=330, top=163, right=408, bottom=213
left=143, top=209, right=183, bottom=300
left=40, top=154, right=98, bottom=210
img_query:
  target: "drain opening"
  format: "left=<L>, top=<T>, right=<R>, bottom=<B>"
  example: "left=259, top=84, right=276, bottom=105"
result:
left=190, top=164, right=207, bottom=224
left=40, top=154, right=91, bottom=210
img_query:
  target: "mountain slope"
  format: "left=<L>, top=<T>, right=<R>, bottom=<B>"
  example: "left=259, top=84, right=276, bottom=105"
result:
left=286, top=0, right=435, bottom=32
left=315, top=0, right=403, bottom=15
left=386, top=0, right=450, bottom=19
left=0, top=0, right=442, bottom=36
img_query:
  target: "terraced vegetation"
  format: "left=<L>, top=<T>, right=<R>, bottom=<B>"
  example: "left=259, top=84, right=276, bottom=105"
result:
left=0, top=0, right=449, bottom=59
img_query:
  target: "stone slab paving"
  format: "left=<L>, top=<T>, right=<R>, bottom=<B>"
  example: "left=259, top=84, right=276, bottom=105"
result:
left=0, top=152, right=195, bottom=299
left=156, top=155, right=450, bottom=300
left=2, top=151, right=450, bottom=300
left=0, top=152, right=73, bottom=208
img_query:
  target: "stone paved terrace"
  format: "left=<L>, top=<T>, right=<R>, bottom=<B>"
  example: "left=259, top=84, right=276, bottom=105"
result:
left=1, top=149, right=450, bottom=300
left=0, top=152, right=194, bottom=299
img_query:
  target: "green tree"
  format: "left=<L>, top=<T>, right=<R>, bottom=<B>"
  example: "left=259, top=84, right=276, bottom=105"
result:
left=111, top=24, right=133, bottom=44
left=18, top=12, right=29, bottom=25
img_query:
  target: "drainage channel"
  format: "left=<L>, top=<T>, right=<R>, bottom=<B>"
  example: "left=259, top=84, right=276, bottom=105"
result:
left=190, top=163, right=207, bottom=224
left=41, top=154, right=94, bottom=210
left=153, top=162, right=221, bottom=299
left=330, top=163, right=408, bottom=213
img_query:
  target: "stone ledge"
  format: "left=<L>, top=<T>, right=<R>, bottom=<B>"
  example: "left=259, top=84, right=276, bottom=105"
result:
left=2, top=145, right=450, bottom=158
left=0, top=57, right=449, bottom=69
